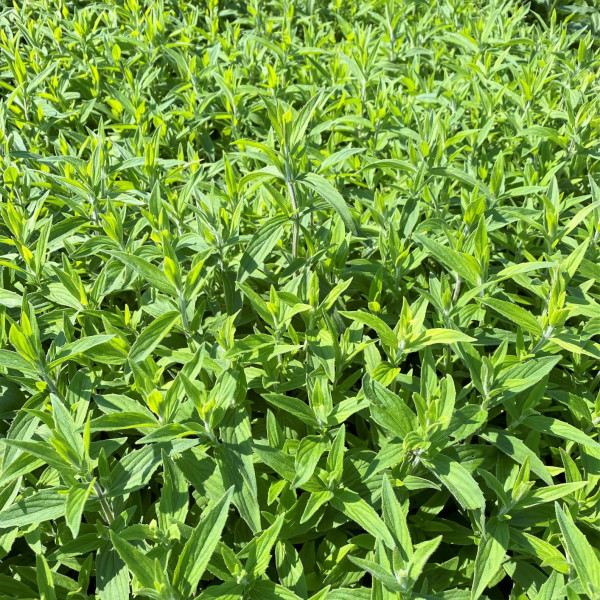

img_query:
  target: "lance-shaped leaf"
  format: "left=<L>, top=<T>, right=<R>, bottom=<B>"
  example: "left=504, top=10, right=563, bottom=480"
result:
left=157, top=450, right=189, bottom=528
left=110, top=251, right=176, bottom=296
left=0, top=487, right=67, bottom=528
left=36, top=553, right=57, bottom=600
left=497, top=356, right=561, bottom=394
left=245, top=514, right=285, bottom=578
left=477, top=297, right=543, bottom=336
left=108, top=440, right=197, bottom=497
left=348, top=555, right=402, bottom=592
left=363, top=376, right=417, bottom=439
left=109, top=531, right=156, bottom=590
left=218, top=406, right=261, bottom=533
left=96, top=547, right=129, bottom=600
left=472, top=520, right=510, bottom=600
left=414, top=234, right=481, bottom=285
left=48, top=334, right=115, bottom=367
left=481, top=429, right=553, bottom=485
left=238, top=216, right=286, bottom=283
left=0, top=349, right=38, bottom=373
left=555, top=503, right=600, bottom=598
left=128, top=310, right=180, bottom=363
left=340, top=311, right=398, bottom=349
left=523, top=415, right=600, bottom=449
left=264, top=393, right=320, bottom=428
left=65, top=479, right=95, bottom=538
left=332, top=489, right=395, bottom=549
left=172, top=487, right=233, bottom=597
left=408, top=328, right=476, bottom=349
left=292, top=436, right=327, bottom=489
left=297, top=172, right=357, bottom=234
left=381, top=474, right=412, bottom=562
left=423, top=453, right=485, bottom=511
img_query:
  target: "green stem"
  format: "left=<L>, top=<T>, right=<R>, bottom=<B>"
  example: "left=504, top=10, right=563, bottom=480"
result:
left=285, top=150, right=299, bottom=259
left=89, top=476, right=115, bottom=525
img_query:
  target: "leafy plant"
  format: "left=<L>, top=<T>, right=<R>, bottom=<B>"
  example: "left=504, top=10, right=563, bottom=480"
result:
left=0, top=0, right=600, bottom=599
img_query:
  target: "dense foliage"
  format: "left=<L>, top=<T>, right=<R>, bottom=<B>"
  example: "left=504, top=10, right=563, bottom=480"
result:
left=1, top=0, right=600, bottom=599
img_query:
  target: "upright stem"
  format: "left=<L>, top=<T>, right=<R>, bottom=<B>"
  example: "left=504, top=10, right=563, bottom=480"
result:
left=43, top=373, right=115, bottom=525
left=89, top=476, right=115, bottom=525
left=43, top=374, right=62, bottom=400
left=285, top=152, right=299, bottom=259
left=531, top=326, right=553, bottom=354
left=452, top=273, right=461, bottom=303
left=289, top=184, right=299, bottom=259
left=179, top=294, right=190, bottom=335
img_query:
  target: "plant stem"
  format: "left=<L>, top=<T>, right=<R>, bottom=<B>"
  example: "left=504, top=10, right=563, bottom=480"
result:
left=89, top=476, right=115, bottom=525
left=285, top=150, right=299, bottom=259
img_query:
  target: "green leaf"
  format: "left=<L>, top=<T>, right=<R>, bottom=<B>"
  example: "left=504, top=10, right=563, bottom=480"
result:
left=36, top=553, right=57, bottom=600
left=249, top=580, right=304, bottom=600
left=411, top=328, right=476, bottom=348
left=408, top=536, right=443, bottom=586
left=359, top=158, right=414, bottom=173
left=348, top=555, right=401, bottom=591
left=428, top=166, right=492, bottom=199
left=158, top=451, right=189, bottom=528
left=332, top=489, right=395, bottom=549
left=0, top=349, right=37, bottom=373
left=0, top=575, right=36, bottom=598
left=238, top=217, right=286, bottom=283
left=423, top=453, right=485, bottom=511
left=108, top=441, right=196, bottom=497
left=172, top=487, right=233, bottom=597
left=219, top=406, right=260, bottom=532
left=363, top=376, right=417, bottom=439
left=414, top=234, right=481, bottom=285
left=517, top=482, right=587, bottom=508
left=253, top=442, right=297, bottom=483
left=537, top=571, right=565, bottom=600
left=0, top=488, right=66, bottom=528
left=264, top=393, right=320, bottom=428
left=301, top=490, right=333, bottom=524
left=196, top=581, right=244, bottom=599
left=510, top=530, right=569, bottom=574
left=49, top=334, right=115, bottom=367
left=51, top=395, right=84, bottom=462
left=381, top=474, right=412, bottom=562
left=290, top=90, right=324, bottom=147
left=1, top=438, right=74, bottom=473
left=555, top=503, right=600, bottom=597
left=109, top=530, right=156, bottom=589
left=481, top=429, right=553, bottom=485
left=472, top=520, right=509, bottom=600
left=275, top=541, right=307, bottom=599
left=477, top=297, right=543, bottom=336
left=292, top=436, right=327, bottom=488
left=326, top=425, right=346, bottom=485
left=110, top=250, right=177, bottom=296
left=96, top=547, right=129, bottom=600
left=298, top=172, right=357, bottom=234
left=0, top=289, right=23, bottom=308
left=128, top=310, right=180, bottom=363
left=498, top=356, right=561, bottom=394
left=340, top=311, right=398, bottom=348
left=523, top=415, right=600, bottom=449
left=65, top=479, right=95, bottom=538
left=246, top=514, right=285, bottom=578
left=89, top=412, right=159, bottom=432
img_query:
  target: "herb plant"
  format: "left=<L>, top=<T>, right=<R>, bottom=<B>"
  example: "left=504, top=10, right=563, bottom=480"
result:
left=0, top=0, right=600, bottom=599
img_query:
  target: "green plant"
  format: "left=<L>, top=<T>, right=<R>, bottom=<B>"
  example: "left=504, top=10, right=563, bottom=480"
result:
left=1, top=0, right=600, bottom=599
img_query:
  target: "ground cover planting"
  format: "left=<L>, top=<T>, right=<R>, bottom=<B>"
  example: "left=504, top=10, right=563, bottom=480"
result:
left=0, top=0, right=600, bottom=598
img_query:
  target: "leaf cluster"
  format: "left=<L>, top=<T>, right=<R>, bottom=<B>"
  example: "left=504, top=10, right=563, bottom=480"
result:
left=1, top=0, right=600, bottom=599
